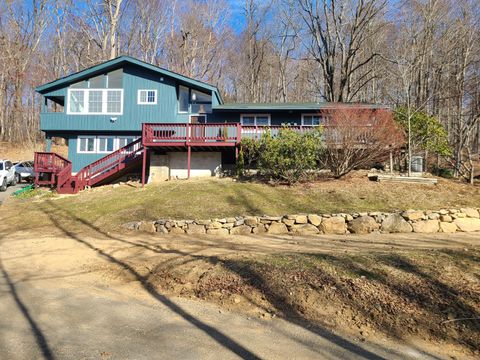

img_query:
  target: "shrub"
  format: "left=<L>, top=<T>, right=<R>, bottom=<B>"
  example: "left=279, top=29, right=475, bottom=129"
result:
left=240, top=127, right=323, bottom=184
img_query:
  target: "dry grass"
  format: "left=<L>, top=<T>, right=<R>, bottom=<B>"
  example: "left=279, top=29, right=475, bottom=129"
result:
left=6, top=171, right=480, bottom=232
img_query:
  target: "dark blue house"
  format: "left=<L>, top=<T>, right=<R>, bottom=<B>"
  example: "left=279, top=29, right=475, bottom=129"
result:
left=34, top=56, right=385, bottom=193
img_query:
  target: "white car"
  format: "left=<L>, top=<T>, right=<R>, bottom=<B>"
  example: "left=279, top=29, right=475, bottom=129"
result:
left=0, top=160, right=17, bottom=191
left=14, top=161, right=35, bottom=183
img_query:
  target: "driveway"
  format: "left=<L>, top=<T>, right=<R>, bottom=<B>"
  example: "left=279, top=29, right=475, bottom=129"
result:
left=0, top=183, right=26, bottom=205
left=1, top=219, right=478, bottom=360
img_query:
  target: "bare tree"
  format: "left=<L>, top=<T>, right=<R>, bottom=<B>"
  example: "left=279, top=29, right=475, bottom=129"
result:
left=321, top=108, right=404, bottom=178
left=296, top=0, right=387, bottom=102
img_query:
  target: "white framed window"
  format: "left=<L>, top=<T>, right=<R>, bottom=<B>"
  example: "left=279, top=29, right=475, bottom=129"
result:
left=67, top=89, right=123, bottom=115
left=301, top=114, right=323, bottom=126
left=77, top=136, right=96, bottom=153
left=117, top=136, right=138, bottom=148
left=97, top=136, right=116, bottom=153
left=138, top=89, right=157, bottom=105
left=240, top=114, right=271, bottom=126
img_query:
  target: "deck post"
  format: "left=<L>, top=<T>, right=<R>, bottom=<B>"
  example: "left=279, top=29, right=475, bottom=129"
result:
left=142, top=146, right=147, bottom=187
left=187, top=145, right=191, bottom=179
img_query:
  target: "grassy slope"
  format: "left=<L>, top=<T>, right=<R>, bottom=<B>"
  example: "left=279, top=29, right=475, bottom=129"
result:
left=9, top=172, right=480, bottom=230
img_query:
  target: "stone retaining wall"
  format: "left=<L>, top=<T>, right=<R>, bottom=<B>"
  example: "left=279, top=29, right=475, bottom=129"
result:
left=123, top=208, right=480, bottom=235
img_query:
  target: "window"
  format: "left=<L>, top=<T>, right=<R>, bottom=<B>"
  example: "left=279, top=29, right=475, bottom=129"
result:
left=89, top=75, right=106, bottom=88
left=107, top=90, right=122, bottom=113
left=240, top=114, right=271, bottom=126
left=118, top=136, right=137, bottom=148
left=178, top=86, right=189, bottom=112
left=97, top=137, right=115, bottom=153
left=88, top=90, right=103, bottom=113
left=107, top=69, right=123, bottom=88
left=78, top=137, right=96, bottom=153
left=67, top=89, right=123, bottom=115
left=302, top=114, right=323, bottom=126
left=69, top=90, right=85, bottom=113
left=138, top=90, right=157, bottom=105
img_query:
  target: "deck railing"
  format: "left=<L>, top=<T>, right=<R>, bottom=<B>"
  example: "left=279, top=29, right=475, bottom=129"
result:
left=143, top=123, right=242, bottom=146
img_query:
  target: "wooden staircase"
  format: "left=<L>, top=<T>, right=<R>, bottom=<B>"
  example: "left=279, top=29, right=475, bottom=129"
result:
left=34, top=138, right=143, bottom=194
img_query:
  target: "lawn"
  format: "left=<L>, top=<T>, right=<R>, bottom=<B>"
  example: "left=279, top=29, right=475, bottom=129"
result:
left=7, top=171, right=480, bottom=231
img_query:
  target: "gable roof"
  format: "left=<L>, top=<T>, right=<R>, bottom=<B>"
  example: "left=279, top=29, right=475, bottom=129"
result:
left=213, top=102, right=390, bottom=111
left=36, top=55, right=223, bottom=104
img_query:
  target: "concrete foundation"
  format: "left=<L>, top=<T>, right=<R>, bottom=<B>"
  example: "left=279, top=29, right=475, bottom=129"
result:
left=148, top=151, right=221, bottom=181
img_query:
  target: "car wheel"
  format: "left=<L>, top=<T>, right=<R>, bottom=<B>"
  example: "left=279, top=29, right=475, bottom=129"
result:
left=0, top=179, right=6, bottom=192
left=15, top=173, right=21, bottom=184
left=11, top=175, right=17, bottom=186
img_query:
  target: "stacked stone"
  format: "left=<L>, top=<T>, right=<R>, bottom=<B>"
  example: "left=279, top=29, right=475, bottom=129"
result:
left=122, top=207, right=480, bottom=235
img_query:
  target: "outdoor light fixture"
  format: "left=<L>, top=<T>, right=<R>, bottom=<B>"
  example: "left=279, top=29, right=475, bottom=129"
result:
left=110, top=117, right=118, bottom=123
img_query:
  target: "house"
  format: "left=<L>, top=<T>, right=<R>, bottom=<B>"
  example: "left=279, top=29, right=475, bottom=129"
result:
left=34, top=56, right=388, bottom=194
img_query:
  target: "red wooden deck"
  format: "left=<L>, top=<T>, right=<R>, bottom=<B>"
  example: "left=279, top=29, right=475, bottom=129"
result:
left=35, top=123, right=321, bottom=193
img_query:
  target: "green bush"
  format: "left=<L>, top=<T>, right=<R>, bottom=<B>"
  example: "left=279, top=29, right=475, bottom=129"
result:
left=239, top=127, right=324, bottom=184
left=431, top=165, right=454, bottom=179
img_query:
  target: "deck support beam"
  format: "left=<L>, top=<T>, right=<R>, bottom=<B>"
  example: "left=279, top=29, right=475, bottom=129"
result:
left=187, top=145, right=191, bottom=179
left=142, top=146, right=147, bottom=187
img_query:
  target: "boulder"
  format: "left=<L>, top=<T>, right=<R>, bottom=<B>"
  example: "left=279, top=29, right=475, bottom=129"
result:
left=439, top=215, right=453, bottom=223
left=252, top=225, right=267, bottom=234
left=291, top=224, right=320, bottom=235
left=234, top=219, right=245, bottom=226
left=282, top=218, right=295, bottom=227
left=454, top=218, right=480, bottom=232
left=196, top=219, right=212, bottom=225
left=156, top=225, right=169, bottom=234
left=244, top=217, right=258, bottom=227
left=347, top=216, right=379, bottom=234
left=208, top=221, right=223, bottom=229
left=307, top=214, right=322, bottom=226
left=207, top=228, right=230, bottom=235
left=230, top=225, right=252, bottom=235
left=439, top=222, right=457, bottom=233
left=170, top=227, right=185, bottom=234
left=402, top=210, right=424, bottom=221
left=428, top=213, right=440, bottom=220
left=267, top=222, right=289, bottom=234
left=460, top=208, right=480, bottom=218
left=294, top=215, right=308, bottom=224
left=319, top=217, right=346, bottom=235
left=412, top=220, right=440, bottom=233
left=381, top=214, right=413, bottom=233
left=186, top=224, right=206, bottom=235
left=226, top=217, right=237, bottom=223
left=138, top=221, right=156, bottom=233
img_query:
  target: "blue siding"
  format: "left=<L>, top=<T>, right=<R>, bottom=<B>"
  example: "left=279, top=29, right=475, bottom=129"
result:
left=41, top=64, right=191, bottom=132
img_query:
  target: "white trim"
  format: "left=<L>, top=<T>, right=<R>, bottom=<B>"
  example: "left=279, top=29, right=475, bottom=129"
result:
left=67, top=88, right=124, bottom=115
left=137, top=89, right=157, bottom=105
left=301, top=113, right=323, bottom=126
left=77, top=136, right=96, bottom=154
left=178, top=85, right=189, bottom=113
left=240, top=114, right=271, bottom=126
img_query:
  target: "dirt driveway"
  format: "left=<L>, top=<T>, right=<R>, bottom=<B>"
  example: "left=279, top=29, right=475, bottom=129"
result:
left=1, top=211, right=478, bottom=360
